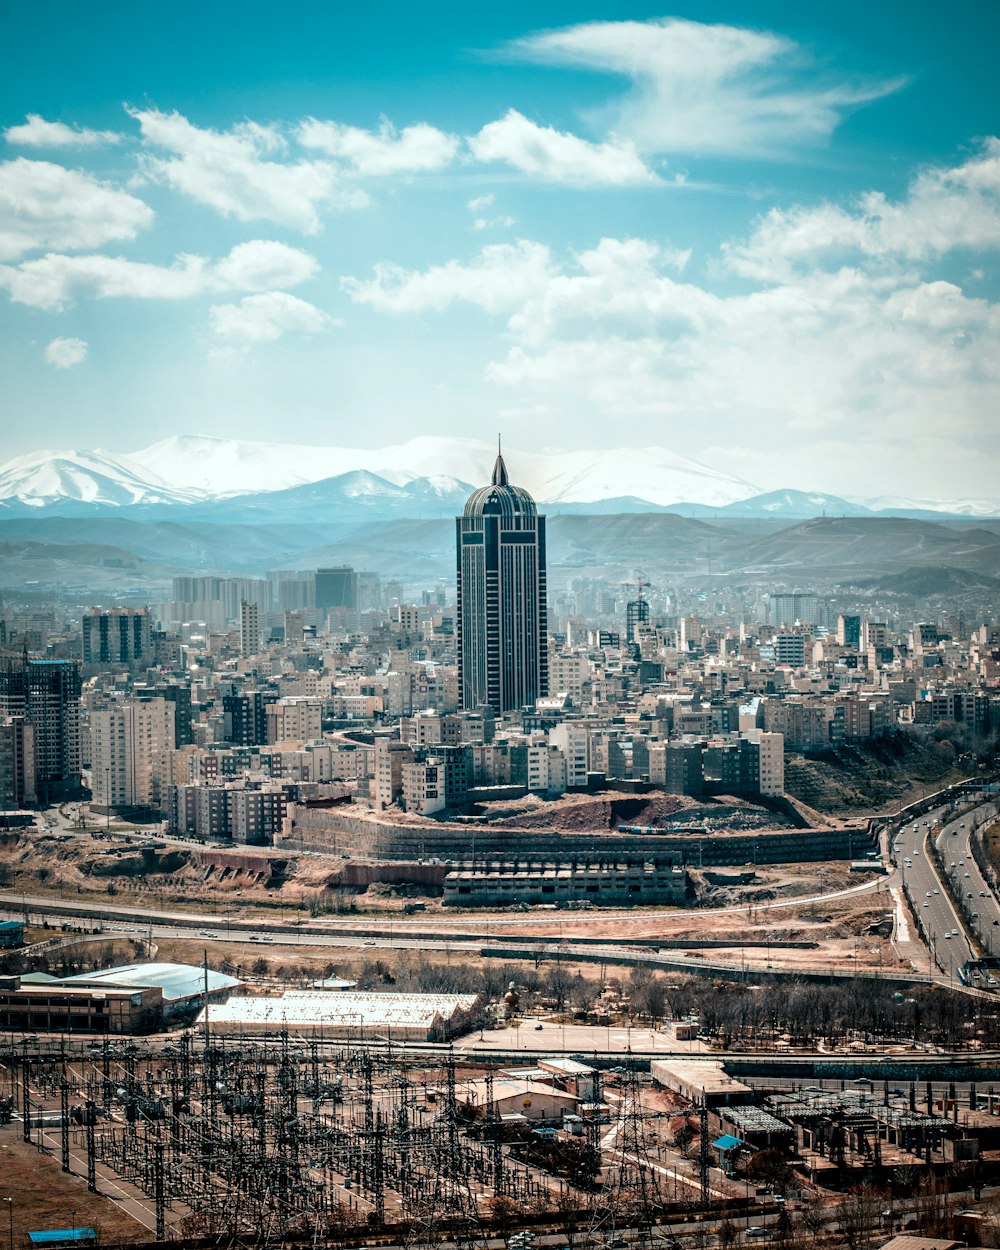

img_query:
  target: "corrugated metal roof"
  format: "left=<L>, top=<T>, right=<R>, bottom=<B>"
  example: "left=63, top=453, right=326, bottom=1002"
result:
left=59, top=962, right=240, bottom=1002
left=200, top=990, right=477, bottom=1028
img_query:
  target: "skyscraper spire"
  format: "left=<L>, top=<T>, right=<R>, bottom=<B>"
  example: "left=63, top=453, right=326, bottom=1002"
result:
left=491, top=434, right=508, bottom=486
left=458, top=447, right=547, bottom=713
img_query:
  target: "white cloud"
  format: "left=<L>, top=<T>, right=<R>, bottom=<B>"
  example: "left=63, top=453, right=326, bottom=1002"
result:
left=5, top=114, right=122, bottom=148
left=0, top=239, right=318, bottom=310
left=508, top=17, right=904, bottom=156
left=129, top=108, right=367, bottom=232
left=343, top=240, right=555, bottom=315
left=212, top=240, right=319, bottom=291
left=0, top=157, right=153, bottom=260
left=473, top=215, right=516, bottom=231
left=209, top=291, right=330, bottom=344
left=467, top=194, right=495, bottom=212
left=727, top=138, right=1000, bottom=279
left=44, top=336, right=87, bottom=368
left=343, top=141, right=1000, bottom=496
left=298, top=118, right=458, bottom=174
left=469, top=110, right=658, bottom=186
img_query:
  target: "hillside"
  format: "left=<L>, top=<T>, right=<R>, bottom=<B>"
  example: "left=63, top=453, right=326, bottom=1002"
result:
left=784, top=733, right=974, bottom=814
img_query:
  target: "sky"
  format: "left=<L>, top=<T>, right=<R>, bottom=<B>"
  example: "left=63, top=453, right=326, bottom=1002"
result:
left=0, top=1, right=998, bottom=502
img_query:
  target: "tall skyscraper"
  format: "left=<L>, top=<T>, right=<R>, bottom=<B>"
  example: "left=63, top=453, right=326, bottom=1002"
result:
left=456, top=447, right=547, bottom=713
left=0, top=659, right=81, bottom=802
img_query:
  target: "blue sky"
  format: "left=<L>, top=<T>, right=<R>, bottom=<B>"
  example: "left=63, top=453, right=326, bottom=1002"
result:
left=1, top=1, right=998, bottom=501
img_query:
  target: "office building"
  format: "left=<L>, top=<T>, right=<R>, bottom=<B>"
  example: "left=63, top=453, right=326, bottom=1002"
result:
left=456, top=448, right=548, bottom=713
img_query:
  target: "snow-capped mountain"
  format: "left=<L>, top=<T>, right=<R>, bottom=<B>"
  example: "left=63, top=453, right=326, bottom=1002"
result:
left=853, top=494, right=1000, bottom=519
left=0, top=435, right=998, bottom=518
left=0, top=447, right=208, bottom=508
left=0, top=435, right=758, bottom=511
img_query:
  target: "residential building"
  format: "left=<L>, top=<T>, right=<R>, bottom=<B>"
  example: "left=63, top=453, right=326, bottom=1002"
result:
left=0, top=659, right=81, bottom=801
left=82, top=607, right=152, bottom=667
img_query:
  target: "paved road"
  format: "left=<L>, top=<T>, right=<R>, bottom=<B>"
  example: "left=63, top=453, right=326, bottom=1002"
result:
left=936, top=804, right=999, bottom=973
left=892, top=803, right=997, bottom=981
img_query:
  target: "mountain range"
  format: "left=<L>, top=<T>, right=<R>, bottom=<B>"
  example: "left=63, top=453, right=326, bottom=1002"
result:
left=1, top=435, right=998, bottom=521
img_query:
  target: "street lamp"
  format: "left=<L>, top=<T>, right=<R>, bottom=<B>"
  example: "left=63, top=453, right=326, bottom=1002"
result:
left=3, top=1197, right=12, bottom=1250
left=105, top=767, right=111, bottom=831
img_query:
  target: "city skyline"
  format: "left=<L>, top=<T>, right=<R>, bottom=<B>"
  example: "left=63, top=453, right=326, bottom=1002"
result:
left=0, top=3, right=997, bottom=500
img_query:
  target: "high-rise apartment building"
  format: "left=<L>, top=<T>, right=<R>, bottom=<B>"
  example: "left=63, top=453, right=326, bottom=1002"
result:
left=0, top=716, right=37, bottom=808
left=0, top=660, right=81, bottom=802
left=240, top=601, right=260, bottom=657
left=91, top=698, right=175, bottom=811
left=82, top=608, right=152, bottom=667
left=315, top=567, right=358, bottom=625
left=456, top=449, right=547, bottom=713
left=769, top=592, right=819, bottom=627
left=837, top=614, right=862, bottom=649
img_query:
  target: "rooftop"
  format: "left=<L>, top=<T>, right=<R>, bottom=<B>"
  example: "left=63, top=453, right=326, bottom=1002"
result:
left=60, top=962, right=241, bottom=1002
left=199, top=990, right=478, bottom=1029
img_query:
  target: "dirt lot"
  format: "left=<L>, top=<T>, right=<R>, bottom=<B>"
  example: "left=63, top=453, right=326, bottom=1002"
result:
left=468, top=790, right=797, bottom=833
left=0, top=1128, right=144, bottom=1243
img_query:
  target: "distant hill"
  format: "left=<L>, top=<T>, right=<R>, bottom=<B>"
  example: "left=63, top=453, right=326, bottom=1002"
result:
left=2, top=513, right=999, bottom=586
left=844, top=565, right=1000, bottom=596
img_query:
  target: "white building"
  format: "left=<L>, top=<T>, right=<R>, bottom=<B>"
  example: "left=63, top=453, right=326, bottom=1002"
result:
left=548, top=722, right=589, bottom=787
left=91, top=698, right=175, bottom=810
left=401, top=756, right=445, bottom=815
left=747, top=729, right=785, bottom=797
left=266, top=697, right=322, bottom=743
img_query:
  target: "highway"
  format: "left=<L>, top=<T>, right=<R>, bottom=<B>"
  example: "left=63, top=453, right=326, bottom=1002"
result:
left=936, top=803, right=999, bottom=971
left=893, top=801, right=999, bottom=982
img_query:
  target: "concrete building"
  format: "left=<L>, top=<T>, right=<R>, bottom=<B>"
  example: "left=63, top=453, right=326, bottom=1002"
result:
left=266, top=697, right=322, bottom=744
left=82, top=607, right=152, bottom=667
left=315, top=567, right=358, bottom=626
left=443, top=858, right=686, bottom=908
left=0, top=715, right=36, bottom=808
left=240, top=600, right=260, bottom=657
left=0, top=659, right=81, bottom=802
left=401, top=756, right=446, bottom=815
left=456, top=448, right=547, bottom=714
left=458, top=1076, right=580, bottom=1123
left=90, top=698, right=175, bottom=811
left=548, top=722, right=589, bottom=788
